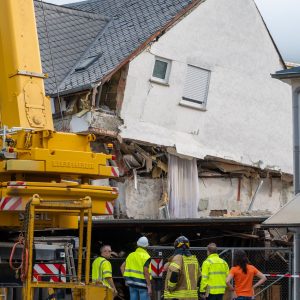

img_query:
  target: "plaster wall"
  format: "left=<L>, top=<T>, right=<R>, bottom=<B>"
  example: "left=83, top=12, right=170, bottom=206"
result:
left=198, top=177, right=293, bottom=217
left=123, top=177, right=162, bottom=219
left=120, top=0, right=292, bottom=173
left=118, top=177, right=293, bottom=219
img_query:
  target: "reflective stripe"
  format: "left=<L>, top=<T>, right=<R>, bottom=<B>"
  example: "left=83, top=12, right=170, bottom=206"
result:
left=170, top=262, right=180, bottom=269
left=168, top=281, right=177, bottom=288
left=98, top=259, right=106, bottom=281
left=125, top=279, right=147, bottom=287
left=164, top=289, right=198, bottom=299
left=202, top=275, right=208, bottom=278
left=103, top=271, right=112, bottom=275
left=209, top=285, right=227, bottom=289
left=184, top=263, right=191, bottom=290
left=124, top=269, right=144, bottom=275
left=209, top=272, right=227, bottom=275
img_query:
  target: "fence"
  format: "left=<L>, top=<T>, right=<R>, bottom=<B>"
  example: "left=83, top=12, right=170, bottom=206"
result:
left=147, top=246, right=293, bottom=300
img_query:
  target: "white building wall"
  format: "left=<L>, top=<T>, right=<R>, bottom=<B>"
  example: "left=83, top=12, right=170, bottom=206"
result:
left=120, top=0, right=292, bottom=174
left=118, top=177, right=293, bottom=219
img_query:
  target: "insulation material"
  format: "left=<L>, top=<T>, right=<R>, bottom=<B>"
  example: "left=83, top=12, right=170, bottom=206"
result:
left=168, top=154, right=199, bottom=218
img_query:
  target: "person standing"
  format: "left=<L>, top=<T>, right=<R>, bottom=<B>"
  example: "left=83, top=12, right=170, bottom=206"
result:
left=226, top=250, right=266, bottom=300
left=92, top=245, right=117, bottom=295
left=121, top=236, right=152, bottom=300
left=200, top=243, right=229, bottom=300
left=164, top=236, right=200, bottom=300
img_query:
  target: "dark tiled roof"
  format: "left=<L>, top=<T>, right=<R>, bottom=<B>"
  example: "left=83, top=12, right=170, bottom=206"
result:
left=54, top=0, right=196, bottom=95
left=271, top=66, right=300, bottom=79
left=34, top=2, right=109, bottom=95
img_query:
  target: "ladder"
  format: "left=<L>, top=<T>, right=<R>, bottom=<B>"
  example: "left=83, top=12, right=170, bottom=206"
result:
left=65, top=243, right=77, bottom=282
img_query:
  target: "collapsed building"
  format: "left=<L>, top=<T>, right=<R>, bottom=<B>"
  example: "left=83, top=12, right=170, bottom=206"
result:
left=34, top=0, right=293, bottom=248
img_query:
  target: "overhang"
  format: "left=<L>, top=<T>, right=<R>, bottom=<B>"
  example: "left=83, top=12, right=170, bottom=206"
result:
left=92, top=217, right=267, bottom=230
left=271, top=66, right=300, bottom=80
left=263, top=194, right=300, bottom=228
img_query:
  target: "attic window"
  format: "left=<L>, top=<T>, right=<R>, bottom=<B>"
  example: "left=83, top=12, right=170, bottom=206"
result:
left=180, top=65, right=211, bottom=110
left=151, top=57, right=171, bottom=84
left=75, top=54, right=102, bottom=72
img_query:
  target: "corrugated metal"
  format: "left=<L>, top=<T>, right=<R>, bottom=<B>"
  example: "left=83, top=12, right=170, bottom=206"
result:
left=182, top=65, right=210, bottom=104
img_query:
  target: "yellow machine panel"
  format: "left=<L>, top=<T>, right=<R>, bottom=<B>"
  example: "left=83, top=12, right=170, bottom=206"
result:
left=0, top=1, right=118, bottom=299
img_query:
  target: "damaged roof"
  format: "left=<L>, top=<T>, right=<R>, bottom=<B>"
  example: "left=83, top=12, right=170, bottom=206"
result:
left=35, top=1, right=109, bottom=95
left=36, top=0, right=200, bottom=96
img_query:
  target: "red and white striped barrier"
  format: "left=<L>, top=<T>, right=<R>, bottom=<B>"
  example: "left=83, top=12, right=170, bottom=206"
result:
left=7, top=181, right=26, bottom=186
left=105, top=201, right=114, bottom=215
left=33, top=263, right=66, bottom=282
left=264, top=273, right=300, bottom=278
left=151, top=258, right=164, bottom=278
left=111, top=167, right=119, bottom=177
left=0, top=196, right=22, bottom=211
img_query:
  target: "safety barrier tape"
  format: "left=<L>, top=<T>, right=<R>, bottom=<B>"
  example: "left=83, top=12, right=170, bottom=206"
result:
left=264, top=273, right=300, bottom=278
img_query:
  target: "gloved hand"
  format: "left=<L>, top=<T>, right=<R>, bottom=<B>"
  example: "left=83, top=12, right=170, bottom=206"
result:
left=199, top=292, right=206, bottom=299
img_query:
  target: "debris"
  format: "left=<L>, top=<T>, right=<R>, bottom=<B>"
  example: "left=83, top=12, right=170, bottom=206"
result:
left=133, top=169, right=138, bottom=190
left=152, top=166, right=162, bottom=178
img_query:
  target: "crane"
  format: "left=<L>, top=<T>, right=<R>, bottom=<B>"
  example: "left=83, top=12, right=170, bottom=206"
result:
left=0, top=0, right=118, bottom=299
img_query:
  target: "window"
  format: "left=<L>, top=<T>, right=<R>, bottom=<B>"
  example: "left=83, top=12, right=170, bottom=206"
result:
left=151, top=57, right=171, bottom=84
left=180, top=65, right=211, bottom=109
left=75, top=53, right=102, bottom=72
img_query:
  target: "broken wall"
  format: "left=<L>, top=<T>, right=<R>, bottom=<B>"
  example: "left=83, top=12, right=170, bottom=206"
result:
left=116, top=177, right=164, bottom=219
left=198, top=177, right=293, bottom=217
left=113, top=175, right=293, bottom=220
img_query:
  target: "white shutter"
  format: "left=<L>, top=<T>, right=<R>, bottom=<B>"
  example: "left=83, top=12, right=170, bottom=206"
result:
left=182, top=65, right=210, bottom=105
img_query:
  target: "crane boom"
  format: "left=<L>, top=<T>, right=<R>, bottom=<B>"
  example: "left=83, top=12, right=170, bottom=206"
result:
left=0, top=1, right=118, bottom=299
left=0, top=0, right=53, bottom=130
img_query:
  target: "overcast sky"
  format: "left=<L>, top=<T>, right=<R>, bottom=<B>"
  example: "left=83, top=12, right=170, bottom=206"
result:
left=45, top=0, right=300, bottom=63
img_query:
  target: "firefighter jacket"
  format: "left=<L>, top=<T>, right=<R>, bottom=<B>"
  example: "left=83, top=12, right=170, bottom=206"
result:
left=164, top=254, right=200, bottom=300
left=200, top=253, right=229, bottom=295
left=92, top=256, right=112, bottom=288
left=123, top=247, right=151, bottom=288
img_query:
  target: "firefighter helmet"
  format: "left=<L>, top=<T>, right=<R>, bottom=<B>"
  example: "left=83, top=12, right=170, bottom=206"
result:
left=174, top=236, right=190, bottom=249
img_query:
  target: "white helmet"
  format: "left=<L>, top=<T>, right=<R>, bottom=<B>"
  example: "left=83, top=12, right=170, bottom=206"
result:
left=137, top=236, right=149, bottom=248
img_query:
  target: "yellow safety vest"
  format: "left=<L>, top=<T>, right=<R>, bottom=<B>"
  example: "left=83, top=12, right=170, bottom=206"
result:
left=92, top=257, right=112, bottom=288
left=123, top=247, right=151, bottom=288
left=200, top=253, right=229, bottom=295
left=164, top=254, right=200, bottom=300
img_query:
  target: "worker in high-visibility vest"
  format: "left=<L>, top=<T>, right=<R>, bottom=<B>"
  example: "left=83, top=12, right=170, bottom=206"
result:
left=164, top=236, right=200, bottom=300
left=92, top=245, right=118, bottom=295
left=120, top=236, right=152, bottom=300
left=199, top=243, right=229, bottom=300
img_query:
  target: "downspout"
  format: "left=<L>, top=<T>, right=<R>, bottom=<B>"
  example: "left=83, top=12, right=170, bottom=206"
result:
left=292, top=89, right=300, bottom=300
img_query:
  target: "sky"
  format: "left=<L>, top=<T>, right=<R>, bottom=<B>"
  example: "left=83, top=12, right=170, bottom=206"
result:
left=45, top=0, right=300, bottom=63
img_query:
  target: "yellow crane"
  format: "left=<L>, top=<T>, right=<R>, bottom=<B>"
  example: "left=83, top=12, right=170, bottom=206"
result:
left=0, top=0, right=118, bottom=299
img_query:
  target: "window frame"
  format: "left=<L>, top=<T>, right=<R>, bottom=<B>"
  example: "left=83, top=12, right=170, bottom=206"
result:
left=151, top=56, right=172, bottom=85
left=180, top=64, right=211, bottom=110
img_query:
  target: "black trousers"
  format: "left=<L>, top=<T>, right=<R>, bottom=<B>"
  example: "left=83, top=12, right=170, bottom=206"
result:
left=207, top=294, right=224, bottom=300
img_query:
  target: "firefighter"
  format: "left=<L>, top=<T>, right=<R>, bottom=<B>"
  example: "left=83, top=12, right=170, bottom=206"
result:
left=121, top=236, right=152, bottom=300
left=92, top=245, right=118, bottom=295
left=199, top=243, right=229, bottom=300
left=164, top=236, right=200, bottom=300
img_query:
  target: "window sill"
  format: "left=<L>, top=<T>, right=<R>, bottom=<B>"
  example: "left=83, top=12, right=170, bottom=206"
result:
left=149, top=78, right=170, bottom=87
left=179, top=99, right=207, bottom=111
